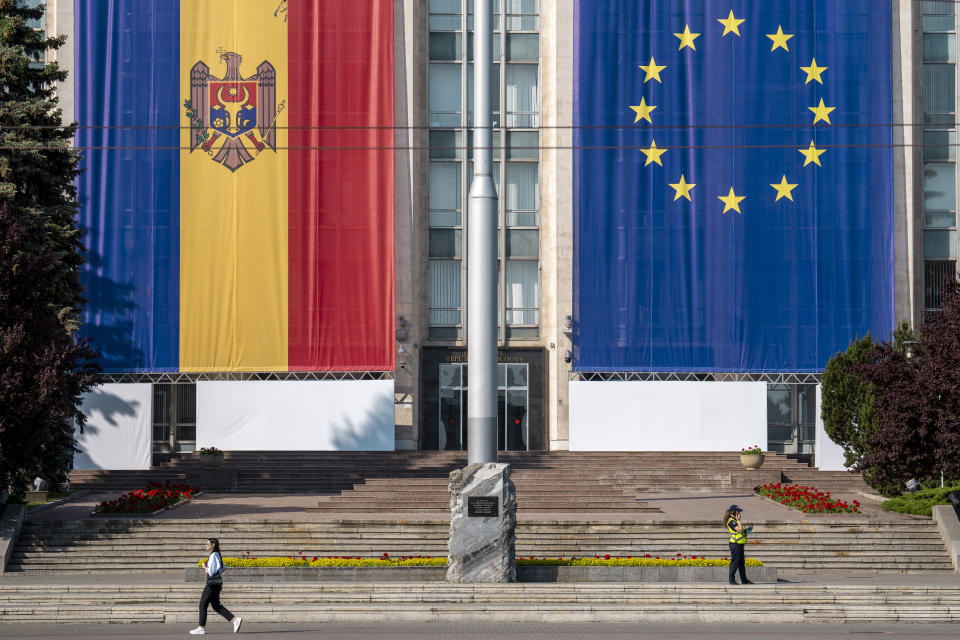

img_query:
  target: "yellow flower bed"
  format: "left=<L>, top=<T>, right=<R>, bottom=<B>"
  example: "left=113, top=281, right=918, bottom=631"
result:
left=200, top=556, right=762, bottom=568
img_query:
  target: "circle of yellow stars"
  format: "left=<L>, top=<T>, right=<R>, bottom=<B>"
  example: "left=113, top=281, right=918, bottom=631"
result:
left=627, top=11, right=834, bottom=215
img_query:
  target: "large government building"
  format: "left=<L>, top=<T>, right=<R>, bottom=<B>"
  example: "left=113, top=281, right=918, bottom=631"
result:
left=40, top=1, right=953, bottom=472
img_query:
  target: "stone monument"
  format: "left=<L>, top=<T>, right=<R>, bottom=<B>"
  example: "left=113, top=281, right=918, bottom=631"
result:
left=446, top=462, right=516, bottom=583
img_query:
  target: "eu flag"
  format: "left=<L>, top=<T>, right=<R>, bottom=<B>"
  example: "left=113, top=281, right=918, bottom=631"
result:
left=573, top=1, right=894, bottom=372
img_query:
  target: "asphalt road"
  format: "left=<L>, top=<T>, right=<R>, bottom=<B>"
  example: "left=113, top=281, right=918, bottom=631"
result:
left=0, top=622, right=956, bottom=640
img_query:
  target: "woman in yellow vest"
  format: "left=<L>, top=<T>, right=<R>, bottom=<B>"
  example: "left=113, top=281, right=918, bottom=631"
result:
left=724, top=505, right=753, bottom=585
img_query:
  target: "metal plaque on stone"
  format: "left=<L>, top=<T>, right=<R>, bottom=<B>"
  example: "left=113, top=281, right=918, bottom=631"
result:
left=467, top=496, right=499, bottom=518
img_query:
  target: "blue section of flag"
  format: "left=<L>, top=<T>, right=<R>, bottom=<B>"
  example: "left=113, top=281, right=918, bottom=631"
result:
left=573, top=1, right=894, bottom=372
left=76, top=1, right=180, bottom=372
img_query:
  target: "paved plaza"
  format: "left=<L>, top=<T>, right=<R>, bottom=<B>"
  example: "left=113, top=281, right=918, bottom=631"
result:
left=25, top=488, right=908, bottom=524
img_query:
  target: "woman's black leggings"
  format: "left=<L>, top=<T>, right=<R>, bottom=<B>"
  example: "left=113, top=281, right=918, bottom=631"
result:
left=199, top=584, right=233, bottom=626
left=728, top=542, right=748, bottom=584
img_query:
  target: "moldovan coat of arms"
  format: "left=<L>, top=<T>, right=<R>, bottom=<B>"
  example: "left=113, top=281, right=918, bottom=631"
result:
left=184, top=49, right=284, bottom=172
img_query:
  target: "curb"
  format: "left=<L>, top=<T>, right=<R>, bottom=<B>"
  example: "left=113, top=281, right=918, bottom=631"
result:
left=0, top=504, right=26, bottom=574
left=184, top=564, right=778, bottom=584
left=26, top=491, right=90, bottom=517
left=932, top=504, right=960, bottom=572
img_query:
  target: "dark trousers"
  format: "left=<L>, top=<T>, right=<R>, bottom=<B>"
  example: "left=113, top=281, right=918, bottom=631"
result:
left=728, top=542, right=747, bottom=584
left=199, top=584, right=233, bottom=627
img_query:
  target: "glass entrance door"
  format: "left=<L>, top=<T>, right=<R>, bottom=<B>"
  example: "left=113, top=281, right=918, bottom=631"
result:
left=766, top=383, right=816, bottom=459
left=437, top=362, right=530, bottom=451
left=152, top=383, right=197, bottom=456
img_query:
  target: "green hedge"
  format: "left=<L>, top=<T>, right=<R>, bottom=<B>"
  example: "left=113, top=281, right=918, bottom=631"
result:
left=881, top=485, right=960, bottom=517
left=202, top=556, right=763, bottom=568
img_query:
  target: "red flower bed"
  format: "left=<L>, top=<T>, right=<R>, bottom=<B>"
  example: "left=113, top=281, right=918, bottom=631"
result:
left=755, top=482, right=859, bottom=514
left=95, top=481, right=200, bottom=514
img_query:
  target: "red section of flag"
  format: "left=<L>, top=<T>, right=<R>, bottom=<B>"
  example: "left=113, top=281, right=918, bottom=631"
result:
left=288, top=0, right=395, bottom=371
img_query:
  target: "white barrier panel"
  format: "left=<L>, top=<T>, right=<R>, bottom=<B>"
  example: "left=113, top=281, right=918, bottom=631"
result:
left=74, top=383, right=152, bottom=470
left=815, top=384, right=851, bottom=470
left=569, top=381, right=767, bottom=451
left=197, top=380, right=395, bottom=451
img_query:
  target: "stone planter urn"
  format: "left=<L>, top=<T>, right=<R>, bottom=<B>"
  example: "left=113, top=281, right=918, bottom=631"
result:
left=197, top=454, right=224, bottom=468
left=739, top=453, right=765, bottom=470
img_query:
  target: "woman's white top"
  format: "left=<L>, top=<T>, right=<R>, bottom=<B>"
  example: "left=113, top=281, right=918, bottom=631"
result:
left=206, top=552, right=224, bottom=577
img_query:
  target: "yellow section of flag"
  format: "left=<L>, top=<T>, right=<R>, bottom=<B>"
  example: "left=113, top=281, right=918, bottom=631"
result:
left=179, top=1, right=288, bottom=371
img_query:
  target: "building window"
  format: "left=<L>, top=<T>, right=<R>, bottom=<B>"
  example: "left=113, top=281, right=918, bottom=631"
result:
left=925, top=260, right=957, bottom=310
left=427, top=0, right=540, bottom=342
left=922, top=1, right=960, bottom=310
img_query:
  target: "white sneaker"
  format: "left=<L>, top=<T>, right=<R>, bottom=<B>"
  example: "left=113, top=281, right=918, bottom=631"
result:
left=233, top=617, right=243, bottom=633
left=189, top=627, right=206, bottom=635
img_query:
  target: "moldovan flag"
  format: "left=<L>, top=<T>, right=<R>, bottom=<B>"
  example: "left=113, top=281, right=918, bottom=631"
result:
left=76, top=0, right=395, bottom=372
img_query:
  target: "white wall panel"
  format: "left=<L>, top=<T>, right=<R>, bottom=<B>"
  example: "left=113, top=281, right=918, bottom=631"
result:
left=196, top=381, right=395, bottom=451
left=74, top=383, right=152, bottom=470
left=569, top=381, right=766, bottom=451
left=815, top=384, right=851, bottom=470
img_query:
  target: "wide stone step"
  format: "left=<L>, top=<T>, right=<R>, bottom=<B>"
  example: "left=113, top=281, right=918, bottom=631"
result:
left=11, top=536, right=946, bottom=550
left=15, top=537, right=946, bottom=549
left=28, top=524, right=930, bottom=534
left=312, top=496, right=654, bottom=505
left=19, top=522, right=942, bottom=534
left=1, top=584, right=960, bottom=623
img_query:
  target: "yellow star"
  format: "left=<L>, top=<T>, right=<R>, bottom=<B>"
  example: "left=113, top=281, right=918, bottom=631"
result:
left=674, top=25, right=701, bottom=51
left=799, top=140, right=826, bottom=167
left=770, top=175, right=798, bottom=202
left=766, top=26, right=793, bottom=52
left=628, top=98, right=657, bottom=124
left=669, top=174, right=696, bottom=201
left=718, top=187, right=746, bottom=214
left=638, top=57, right=666, bottom=83
left=808, top=98, right=836, bottom=125
left=717, top=10, right=745, bottom=37
left=640, top=140, right=668, bottom=166
left=800, top=57, right=828, bottom=84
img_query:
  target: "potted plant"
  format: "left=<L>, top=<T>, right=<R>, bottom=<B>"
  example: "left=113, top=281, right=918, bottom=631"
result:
left=739, top=445, right=765, bottom=470
left=197, top=447, right=225, bottom=468
left=25, top=478, right=49, bottom=503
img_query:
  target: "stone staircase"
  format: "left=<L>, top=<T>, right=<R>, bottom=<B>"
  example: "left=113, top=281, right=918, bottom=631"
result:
left=0, top=582, right=958, bottom=624
left=6, top=518, right=952, bottom=574
left=69, top=452, right=873, bottom=513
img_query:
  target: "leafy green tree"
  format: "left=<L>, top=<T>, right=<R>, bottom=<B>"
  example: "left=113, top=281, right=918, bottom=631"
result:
left=821, top=334, right=878, bottom=469
left=0, top=0, right=99, bottom=492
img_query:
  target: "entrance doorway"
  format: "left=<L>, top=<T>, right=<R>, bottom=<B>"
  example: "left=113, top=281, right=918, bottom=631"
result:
left=438, top=362, right=530, bottom=451
left=421, top=347, right=546, bottom=451
left=152, top=383, right=197, bottom=458
left=766, top=383, right=816, bottom=463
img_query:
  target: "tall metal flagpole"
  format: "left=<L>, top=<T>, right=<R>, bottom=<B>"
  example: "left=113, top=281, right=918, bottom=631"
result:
left=467, top=0, right=498, bottom=465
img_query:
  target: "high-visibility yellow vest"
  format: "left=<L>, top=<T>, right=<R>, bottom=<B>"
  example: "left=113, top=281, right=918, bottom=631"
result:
left=727, top=518, right=747, bottom=544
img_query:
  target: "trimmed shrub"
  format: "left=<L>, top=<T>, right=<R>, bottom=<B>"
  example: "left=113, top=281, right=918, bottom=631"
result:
left=881, top=485, right=960, bottom=517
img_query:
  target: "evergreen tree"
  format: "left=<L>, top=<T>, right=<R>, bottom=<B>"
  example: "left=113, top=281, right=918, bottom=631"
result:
left=0, top=0, right=99, bottom=492
left=821, top=334, right=878, bottom=469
